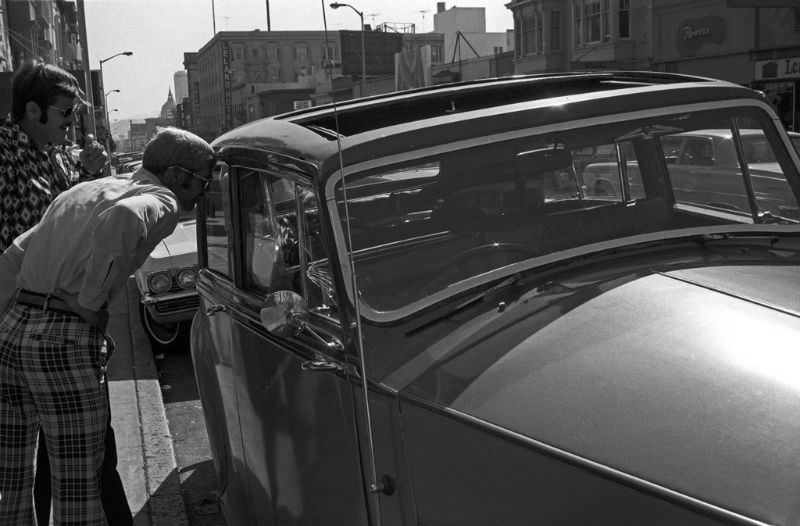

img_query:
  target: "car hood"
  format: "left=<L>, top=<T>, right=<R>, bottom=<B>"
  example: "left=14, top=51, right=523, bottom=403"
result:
left=137, top=220, right=198, bottom=273
left=401, top=262, right=800, bottom=522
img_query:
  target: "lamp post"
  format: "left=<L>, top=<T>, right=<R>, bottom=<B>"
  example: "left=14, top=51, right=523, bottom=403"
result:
left=99, top=51, right=132, bottom=154
left=330, top=2, right=366, bottom=96
left=104, top=89, right=120, bottom=154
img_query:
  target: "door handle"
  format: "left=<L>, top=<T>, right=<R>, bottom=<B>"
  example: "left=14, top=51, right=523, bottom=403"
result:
left=205, top=304, right=228, bottom=316
left=301, top=360, right=344, bottom=373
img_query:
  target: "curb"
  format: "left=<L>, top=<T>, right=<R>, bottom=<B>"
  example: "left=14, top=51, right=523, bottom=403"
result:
left=107, top=278, right=189, bottom=526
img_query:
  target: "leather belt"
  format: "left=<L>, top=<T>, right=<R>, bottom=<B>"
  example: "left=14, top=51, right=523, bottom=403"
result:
left=15, top=290, right=75, bottom=316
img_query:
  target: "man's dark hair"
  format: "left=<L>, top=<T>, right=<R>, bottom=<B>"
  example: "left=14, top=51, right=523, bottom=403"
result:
left=10, top=61, right=87, bottom=122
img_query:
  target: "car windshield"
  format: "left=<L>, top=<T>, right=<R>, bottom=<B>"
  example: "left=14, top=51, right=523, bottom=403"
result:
left=331, top=106, right=800, bottom=314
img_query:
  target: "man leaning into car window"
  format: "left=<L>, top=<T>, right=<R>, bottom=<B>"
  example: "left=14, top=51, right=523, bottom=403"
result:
left=0, top=126, right=214, bottom=525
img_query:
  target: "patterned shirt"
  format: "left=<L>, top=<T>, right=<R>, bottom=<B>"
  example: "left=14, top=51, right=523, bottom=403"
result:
left=0, top=117, right=71, bottom=251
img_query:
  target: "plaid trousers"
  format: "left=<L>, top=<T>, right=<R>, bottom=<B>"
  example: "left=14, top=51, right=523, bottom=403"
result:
left=0, top=304, right=109, bottom=526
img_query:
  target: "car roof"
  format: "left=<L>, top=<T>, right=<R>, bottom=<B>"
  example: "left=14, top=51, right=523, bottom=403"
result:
left=212, top=71, right=765, bottom=179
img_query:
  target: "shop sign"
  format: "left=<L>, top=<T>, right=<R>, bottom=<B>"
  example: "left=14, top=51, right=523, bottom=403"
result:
left=222, top=41, right=233, bottom=130
left=677, top=16, right=725, bottom=57
left=755, top=57, right=800, bottom=81
left=571, top=61, right=623, bottom=70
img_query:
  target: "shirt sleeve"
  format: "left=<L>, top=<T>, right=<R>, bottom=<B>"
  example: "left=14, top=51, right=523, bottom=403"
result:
left=77, top=194, right=178, bottom=310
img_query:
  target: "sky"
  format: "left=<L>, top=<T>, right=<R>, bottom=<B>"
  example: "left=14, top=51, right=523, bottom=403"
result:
left=84, top=0, right=514, bottom=122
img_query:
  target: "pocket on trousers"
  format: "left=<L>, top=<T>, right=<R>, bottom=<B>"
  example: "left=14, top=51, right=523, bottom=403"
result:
left=29, top=333, right=78, bottom=346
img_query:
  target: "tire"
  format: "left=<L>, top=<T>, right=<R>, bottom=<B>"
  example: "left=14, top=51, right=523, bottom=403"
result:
left=140, top=303, right=188, bottom=352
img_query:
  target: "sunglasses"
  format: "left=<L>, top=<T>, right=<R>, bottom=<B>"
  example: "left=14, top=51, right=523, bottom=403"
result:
left=172, top=165, right=212, bottom=190
left=49, top=104, right=80, bottom=119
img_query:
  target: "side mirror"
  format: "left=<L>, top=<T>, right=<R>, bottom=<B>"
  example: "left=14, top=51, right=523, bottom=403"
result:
left=260, top=290, right=309, bottom=337
left=259, top=290, right=345, bottom=351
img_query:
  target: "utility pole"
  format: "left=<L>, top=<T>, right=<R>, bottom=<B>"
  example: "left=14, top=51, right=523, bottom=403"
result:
left=266, top=0, right=271, bottom=30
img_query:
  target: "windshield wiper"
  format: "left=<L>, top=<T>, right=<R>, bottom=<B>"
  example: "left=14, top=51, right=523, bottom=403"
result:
left=406, top=273, right=524, bottom=335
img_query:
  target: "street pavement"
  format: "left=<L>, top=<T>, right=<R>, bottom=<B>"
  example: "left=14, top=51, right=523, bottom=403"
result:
left=107, top=277, right=190, bottom=525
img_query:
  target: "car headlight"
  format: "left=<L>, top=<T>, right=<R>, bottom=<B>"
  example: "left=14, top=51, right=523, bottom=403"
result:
left=147, top=271, right=173, bottom=294
left=176, top=267, right=197, bottom=289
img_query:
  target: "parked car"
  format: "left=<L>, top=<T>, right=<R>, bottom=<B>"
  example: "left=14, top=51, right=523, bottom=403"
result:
left=134, top=210, right=199, bottom=349
left=191, top=72, right=800, bottom=525
left=581, top=128, right=800, bottom=218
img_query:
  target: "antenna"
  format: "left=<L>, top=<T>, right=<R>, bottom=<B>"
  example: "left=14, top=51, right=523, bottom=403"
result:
left=418, top=9, right=430, bottom=32
left=365, top=12, right=380, bottom=26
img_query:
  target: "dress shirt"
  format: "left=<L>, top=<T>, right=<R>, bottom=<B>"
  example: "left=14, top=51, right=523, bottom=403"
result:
left=15, top=168, right=180, bottom=311
left=0, top=117, right=70, bottom=251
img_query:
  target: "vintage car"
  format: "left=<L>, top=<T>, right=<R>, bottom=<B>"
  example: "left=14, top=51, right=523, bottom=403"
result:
left=190, top=72, right=800, bottom=525
left=134, top=211, right=199, bottom=349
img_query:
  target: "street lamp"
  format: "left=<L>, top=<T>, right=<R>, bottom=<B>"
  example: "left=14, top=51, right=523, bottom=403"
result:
left=99, top=51, right=132, bottom=154
left=330, top=2, right=366, bottom=96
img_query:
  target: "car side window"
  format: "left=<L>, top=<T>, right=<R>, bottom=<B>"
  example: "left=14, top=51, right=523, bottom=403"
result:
left=240, top=169, right=339, bottom=319
left=240, top=170, right=288, bottom=292
left=206, top=163, right=234, bottom=278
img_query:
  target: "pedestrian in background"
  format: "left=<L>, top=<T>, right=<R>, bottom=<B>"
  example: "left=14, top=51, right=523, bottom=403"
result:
left=0, top=126, right=215, bottom=525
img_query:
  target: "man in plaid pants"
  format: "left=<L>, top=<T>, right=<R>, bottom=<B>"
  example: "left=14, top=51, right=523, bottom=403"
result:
left=0, top=126, right=214, bottom=525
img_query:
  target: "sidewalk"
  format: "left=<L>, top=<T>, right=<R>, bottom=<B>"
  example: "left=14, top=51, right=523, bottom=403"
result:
left=106, top=278, right=189, bottom=526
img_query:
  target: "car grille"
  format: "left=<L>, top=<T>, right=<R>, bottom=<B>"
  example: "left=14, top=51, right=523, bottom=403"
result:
left=153, top=294, right=200, bottom=315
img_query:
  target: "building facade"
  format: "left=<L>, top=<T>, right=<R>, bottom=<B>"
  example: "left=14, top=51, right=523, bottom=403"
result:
left=652, top=0, right=800, bottom=131
left=434, top=2, right=512, bottom=64
left=193, top=30, right=340, bottom=140
left=507, top=0, right=651, bottom=74
left=5, top=0, right=82, bottom=70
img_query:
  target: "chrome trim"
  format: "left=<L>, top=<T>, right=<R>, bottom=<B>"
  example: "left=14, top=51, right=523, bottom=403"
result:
left=140, top=289, right=198, bottom=305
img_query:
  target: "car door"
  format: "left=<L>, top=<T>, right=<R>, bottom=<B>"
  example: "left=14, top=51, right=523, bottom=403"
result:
left=224, top=164, right=368, bottom=525
left=192, top=162, right=253, bottom=526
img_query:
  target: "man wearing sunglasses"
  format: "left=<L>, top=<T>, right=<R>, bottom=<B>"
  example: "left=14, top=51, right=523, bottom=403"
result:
left=0, top=61, right=108, bottom=251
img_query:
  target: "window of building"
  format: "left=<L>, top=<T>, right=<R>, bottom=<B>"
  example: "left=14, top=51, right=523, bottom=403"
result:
left=537, top=10, right=543, bottom=52
left=550, top=10, right=561, bottom=51
left=619, top=0, right=630, bottom=38
left=584, top=0, right=601, bottom=43
left=322, top=43, right=337, bottom=66
left=251, top=47, right=258, bottom=58
left=294, top=44, right=309, bottom=67
left=493, top=46, right=504, bottom=54
left=431, top=44, right=443, bottom=63
left=602, top=0, right=610, bottom=41
left=794, top=8, right=800, bottom=32
left=267, top=44, right=280, bottom=62
left=523, top=8, right=537, bottom=55
left=574, top=3, right=583, bottom=46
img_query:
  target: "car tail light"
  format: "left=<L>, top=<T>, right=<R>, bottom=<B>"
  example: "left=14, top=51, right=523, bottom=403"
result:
left=176, top=267, right=197, bottom=289
left=147, top=271, right=172, bottom=294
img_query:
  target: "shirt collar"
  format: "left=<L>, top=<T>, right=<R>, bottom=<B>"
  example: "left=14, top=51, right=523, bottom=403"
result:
left=132, top=167, right=167, bottom=187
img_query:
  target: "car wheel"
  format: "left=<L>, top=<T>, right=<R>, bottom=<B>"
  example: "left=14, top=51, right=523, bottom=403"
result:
left=140, top=303, right=187, bottom=351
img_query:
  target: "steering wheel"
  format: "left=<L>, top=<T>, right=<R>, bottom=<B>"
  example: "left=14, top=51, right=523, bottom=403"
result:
left=420, top=242, right=539, bottom=292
